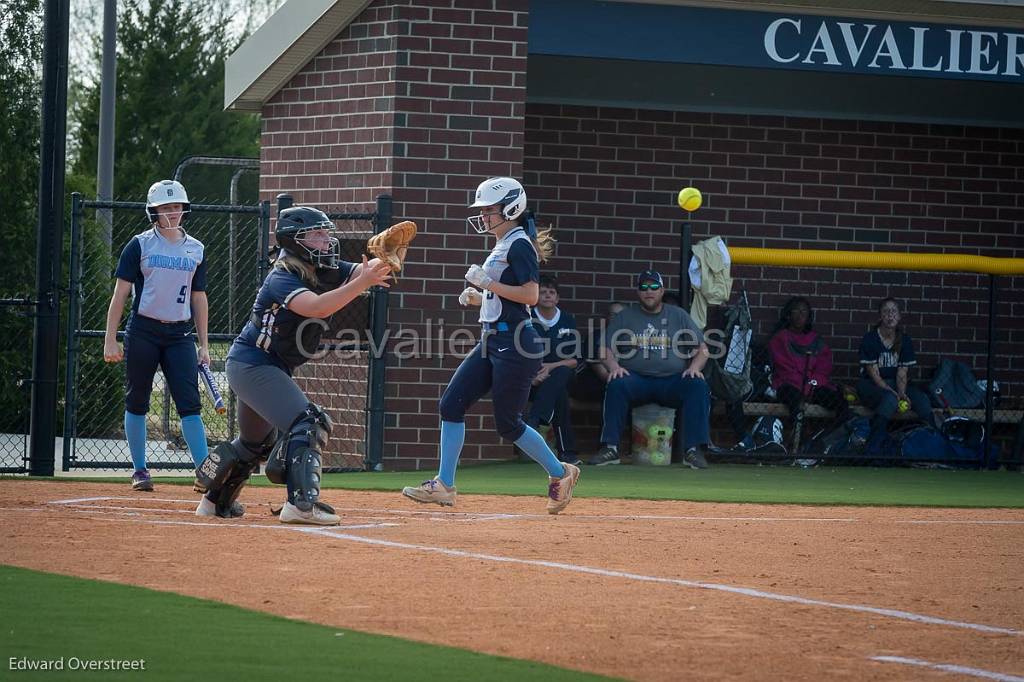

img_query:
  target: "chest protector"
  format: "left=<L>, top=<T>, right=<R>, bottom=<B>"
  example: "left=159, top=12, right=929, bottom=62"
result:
left=253, top=276, right=338, bottom=370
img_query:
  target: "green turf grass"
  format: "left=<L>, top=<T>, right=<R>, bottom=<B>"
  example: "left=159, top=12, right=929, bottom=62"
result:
left=0, top=564, right=615, bottom=682
left=27, top=462, right=1024, bottom=507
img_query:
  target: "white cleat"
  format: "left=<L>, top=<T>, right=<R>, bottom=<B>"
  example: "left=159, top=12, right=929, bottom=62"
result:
left=195, top=496, right=245, bottom=518
left=401, top=478, right=457, bottom=507
left=279, top=501, right=340, bottom=526
left=196, top=496, right=216, bottom=517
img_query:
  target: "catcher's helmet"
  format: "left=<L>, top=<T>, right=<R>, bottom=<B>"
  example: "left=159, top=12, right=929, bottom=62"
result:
left=146, top=179, right=190, bottom=224
left=468, top=177, right=527, bottom=233
left=275, top=206, right=341, bottom=269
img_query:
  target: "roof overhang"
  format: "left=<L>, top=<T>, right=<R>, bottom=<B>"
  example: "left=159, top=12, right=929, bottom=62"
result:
left=225, top=0, right=1024, bottom=113
left=224, top=0, right=372, bottom=112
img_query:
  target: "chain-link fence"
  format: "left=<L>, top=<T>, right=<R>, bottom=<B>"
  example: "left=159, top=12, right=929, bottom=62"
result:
left=63, top=193, right=389, bottom=473
left=289, top=202, right=379, bottom=472
left=0, top=300, right=34, bottom=472
left=63, top=195, right=270, bottom=470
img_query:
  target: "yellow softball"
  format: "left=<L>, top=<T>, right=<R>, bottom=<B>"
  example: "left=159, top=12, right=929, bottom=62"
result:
left=677, top=187, right=702, bottom=212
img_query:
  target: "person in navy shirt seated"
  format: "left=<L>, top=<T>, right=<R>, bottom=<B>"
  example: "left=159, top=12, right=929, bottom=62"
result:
left=857, top=297, right=938, bottom=455
left=520, top=275, right=581, bottom=466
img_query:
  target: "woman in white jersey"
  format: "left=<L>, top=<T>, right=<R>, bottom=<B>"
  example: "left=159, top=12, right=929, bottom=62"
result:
left=401, top=177, right=580, bottom=514
left=103, top=180, right=210, bottom=492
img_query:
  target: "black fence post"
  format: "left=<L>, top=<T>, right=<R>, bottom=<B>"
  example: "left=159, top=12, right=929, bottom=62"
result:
left=258, top=200, right=272, bottom=282
left=29, top=0, right=71, bottom=477
left=679, top=221, right=692, bottom=309
left=984, top=275, right=997, bottom=470
left=365, top=194, right=392, bottom=471
left=276, top=193, right=293, bottom=214
left=62, top=194, right=84, bottom=472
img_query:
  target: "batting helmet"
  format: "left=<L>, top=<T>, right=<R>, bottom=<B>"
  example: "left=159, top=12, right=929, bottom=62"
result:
left=468, top=177, right=527, bottom=233
left=146, top=180, right=191, bottom=224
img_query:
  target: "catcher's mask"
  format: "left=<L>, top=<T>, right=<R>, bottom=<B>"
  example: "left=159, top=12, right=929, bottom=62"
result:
left=275, top=206, right=341, bottom=269
left=467, top=177, right=526, bottom=234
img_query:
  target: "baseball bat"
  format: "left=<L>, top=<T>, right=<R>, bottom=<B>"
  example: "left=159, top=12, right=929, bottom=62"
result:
left=198, top=362, right=226, bottom=414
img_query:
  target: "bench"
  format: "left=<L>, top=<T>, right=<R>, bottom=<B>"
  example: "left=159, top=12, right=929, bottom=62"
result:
left=733, top=402, right=1023, bottom=424
left=561, top=398, right=1022, bottom=460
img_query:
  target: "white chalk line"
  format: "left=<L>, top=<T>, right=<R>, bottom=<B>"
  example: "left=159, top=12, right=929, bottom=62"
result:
left=333, top=506, right=859, bottom=523
left=14, top=500, right=1024, bottom=640
left=42, top=497, right=1024, bottom=526
left=98, top=517, right=398, bottom=531
left=871, top=656, right=1024, bottom=681
left=281, top=525, right=1019, bottom=637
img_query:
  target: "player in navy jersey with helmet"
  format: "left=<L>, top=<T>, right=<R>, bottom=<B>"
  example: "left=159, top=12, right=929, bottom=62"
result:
left=194, top=206, right=391, bottom=525
left=103, top=180, right=211, bottom=492
left=401, top=177, right=581, bottom=514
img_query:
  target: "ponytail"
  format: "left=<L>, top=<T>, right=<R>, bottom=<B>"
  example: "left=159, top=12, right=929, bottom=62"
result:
left=523, top=210, right=555, bottom=263
left=274, top=251, right=319, bottom=288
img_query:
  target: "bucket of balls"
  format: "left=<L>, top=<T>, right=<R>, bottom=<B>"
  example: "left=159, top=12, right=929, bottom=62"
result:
left=631, top=403, right=675, bottom=466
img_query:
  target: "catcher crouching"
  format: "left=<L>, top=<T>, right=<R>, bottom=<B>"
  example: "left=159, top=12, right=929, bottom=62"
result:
left=194, top=208, right=415, bottom=524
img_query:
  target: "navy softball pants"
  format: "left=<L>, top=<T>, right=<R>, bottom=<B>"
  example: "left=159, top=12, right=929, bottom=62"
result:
left=527, top=366, right=578, bottom=456
left=439, top=330, right=542, bottom=442
left=124, top=315, right=201, bottom=417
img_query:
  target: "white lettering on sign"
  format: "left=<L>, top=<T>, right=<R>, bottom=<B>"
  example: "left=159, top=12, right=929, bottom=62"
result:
left=763, top=17, right=1023, bottom=79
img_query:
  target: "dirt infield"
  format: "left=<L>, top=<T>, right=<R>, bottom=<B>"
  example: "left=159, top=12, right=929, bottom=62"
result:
left=1, top=480, right=1022, bottom=681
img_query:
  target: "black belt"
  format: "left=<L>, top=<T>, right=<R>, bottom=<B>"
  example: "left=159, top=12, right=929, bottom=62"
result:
left=137, top=314, right=190, bottom=325
left=481, top=321, right=510, bottom=332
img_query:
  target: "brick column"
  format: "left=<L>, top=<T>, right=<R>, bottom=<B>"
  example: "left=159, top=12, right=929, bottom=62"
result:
left=259, top=1, right=530, bottom=470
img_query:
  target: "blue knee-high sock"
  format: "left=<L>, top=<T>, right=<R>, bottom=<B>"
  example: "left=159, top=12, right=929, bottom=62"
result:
left=515, top=426, right=566, bottom=478
left=124, top=412, right=147, bottom=471
left=437, top=421, right=465, bottom=488
left=180, top=414, right=209, bottom=467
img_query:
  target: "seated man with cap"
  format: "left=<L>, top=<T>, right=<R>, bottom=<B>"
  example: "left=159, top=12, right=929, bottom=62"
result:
left=588, top=269, right=712, bottom=469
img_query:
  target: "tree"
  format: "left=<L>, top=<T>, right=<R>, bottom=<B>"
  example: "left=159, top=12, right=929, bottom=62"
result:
left=0, top=0, right=42, bottom=297
left=0, top=0, right=42, bottom=433
left=71, top=0, right=261, bottom=202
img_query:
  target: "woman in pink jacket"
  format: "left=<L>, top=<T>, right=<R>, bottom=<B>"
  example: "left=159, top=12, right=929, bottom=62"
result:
left=768, top=297, right=850, bottom=428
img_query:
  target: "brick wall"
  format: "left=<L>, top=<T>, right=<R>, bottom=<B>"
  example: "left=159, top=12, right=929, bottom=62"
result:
left=524, top=105, right=1024, bottom=450
left=258, top=0, right=530, bottom=469
left=259, top=3, right=1023, bottom=470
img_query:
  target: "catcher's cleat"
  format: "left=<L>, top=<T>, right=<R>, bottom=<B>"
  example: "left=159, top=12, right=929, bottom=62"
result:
left=195, top=496, right=245, bottom=518
left=367, top=220, right=417, bottom=280
left=546, top=463, right=580, bottom=515
left=402, top=477, right=456, bottom=507
left=279, top=500, right=340, bottom=526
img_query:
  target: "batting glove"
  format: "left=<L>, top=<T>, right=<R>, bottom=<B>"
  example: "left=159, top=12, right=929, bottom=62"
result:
left=458, top=287, right=483, bottom=306
left=465, top=264, right=494, bottom=290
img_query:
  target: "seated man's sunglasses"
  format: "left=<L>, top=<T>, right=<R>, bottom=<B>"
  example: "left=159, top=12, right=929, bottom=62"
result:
left=638, top=283, right=662, bottom=291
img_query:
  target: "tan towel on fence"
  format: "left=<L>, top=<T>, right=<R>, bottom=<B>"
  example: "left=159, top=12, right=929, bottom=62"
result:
left=689, top=236, right=733, bottom=328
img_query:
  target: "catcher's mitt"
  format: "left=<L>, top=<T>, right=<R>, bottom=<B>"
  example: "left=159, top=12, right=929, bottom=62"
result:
left=367, top=220, right=417, bottom=274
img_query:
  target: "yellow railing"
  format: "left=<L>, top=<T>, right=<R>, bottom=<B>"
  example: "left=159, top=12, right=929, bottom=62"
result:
left=727, top=247, right=1024, bottom=276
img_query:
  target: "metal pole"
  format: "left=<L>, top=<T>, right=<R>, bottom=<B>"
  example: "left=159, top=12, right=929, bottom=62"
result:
left=365, top=194, right=392, bottom=471
left=258, top=200, right=271, bottom=282
left=680, top=221, right=692, bottom=310
left=173, top=155, right=258, bottom=183
left=62, top=194, right=84, bottom=471
left=29, top=0, right=71, bottom=478
left=95, top=0, right=116, bottom=248
left=276, top=193, right=294, bottom=214
left=984, top=275, right=997, bottom=470
left=228, top=168, right=257, bottom=335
